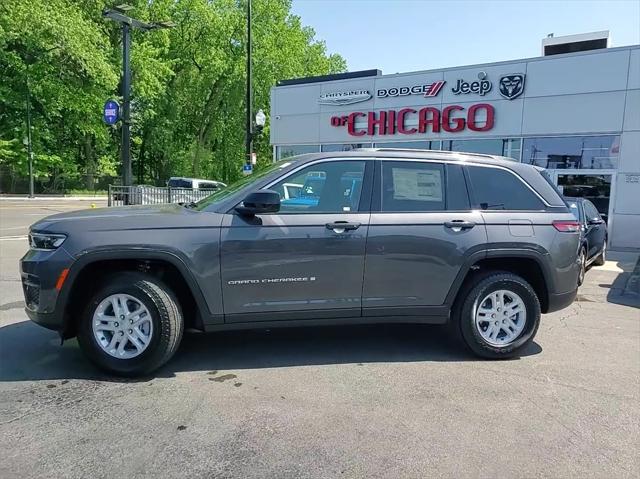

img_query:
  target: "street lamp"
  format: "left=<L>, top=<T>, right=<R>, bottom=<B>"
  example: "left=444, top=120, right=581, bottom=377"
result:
left=102, top=4, right=174, bottom=188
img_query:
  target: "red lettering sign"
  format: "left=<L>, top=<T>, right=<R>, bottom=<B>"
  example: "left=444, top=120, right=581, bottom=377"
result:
left=331, top=104, right=495, bottom=136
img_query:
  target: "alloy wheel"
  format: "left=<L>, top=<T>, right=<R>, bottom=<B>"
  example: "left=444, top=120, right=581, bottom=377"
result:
left=92, top=293, right=153, bottom=359
left=474, top=289, right=527, bottom=347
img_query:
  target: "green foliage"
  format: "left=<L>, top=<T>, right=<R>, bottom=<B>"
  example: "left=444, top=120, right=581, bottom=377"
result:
left=0, top=0, right=346, bottom=191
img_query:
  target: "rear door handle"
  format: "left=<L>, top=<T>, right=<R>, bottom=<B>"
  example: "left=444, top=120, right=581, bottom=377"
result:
left=326, top=221, right=360, bottom=233
left=444, top=220, right=476, bottom=231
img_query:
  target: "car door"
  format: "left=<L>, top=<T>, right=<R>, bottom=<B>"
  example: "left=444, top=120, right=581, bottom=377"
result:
left=362, top=160, right=486, bottom=317
left=583, top=200, right=606, bottom=258
left=220, top=159, right=372, bottom=322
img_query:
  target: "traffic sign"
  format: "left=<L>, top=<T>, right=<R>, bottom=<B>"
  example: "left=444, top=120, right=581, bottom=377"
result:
left=242, top=163, right=253, bottom=175
left=103, top=99, right=120, bottom=125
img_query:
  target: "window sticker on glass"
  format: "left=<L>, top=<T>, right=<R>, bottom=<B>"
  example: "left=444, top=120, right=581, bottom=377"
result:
left=392, top=168, right=443, bottom=202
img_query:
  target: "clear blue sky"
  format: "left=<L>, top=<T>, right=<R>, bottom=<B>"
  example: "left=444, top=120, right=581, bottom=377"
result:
left=291, top=0, right=640, bottom=73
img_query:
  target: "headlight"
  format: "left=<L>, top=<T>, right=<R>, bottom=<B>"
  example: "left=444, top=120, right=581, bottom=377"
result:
left=29, top=233, right=67, bottom=250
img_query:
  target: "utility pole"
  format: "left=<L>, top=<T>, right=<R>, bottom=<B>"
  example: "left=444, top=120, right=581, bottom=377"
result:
left=245, top=0, right=253, bottom=168
left=121, top=22, right=132, bottom=187
left=102, top=4, right=174, bottom=187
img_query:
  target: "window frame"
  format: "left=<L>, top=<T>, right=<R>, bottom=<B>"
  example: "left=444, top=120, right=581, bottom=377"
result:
left=253, top=158, right=375, bottom=215
left=463, top=163, right=550, bottom=212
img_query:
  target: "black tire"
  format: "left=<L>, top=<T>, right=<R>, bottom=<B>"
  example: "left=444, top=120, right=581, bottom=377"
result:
left=577, top=246, right=587, bottom=286
left=77, top=272, right=183, bottom=377
left=592, top=240, right=606, bottom=266
left=453, top=272, right=541, bottom=359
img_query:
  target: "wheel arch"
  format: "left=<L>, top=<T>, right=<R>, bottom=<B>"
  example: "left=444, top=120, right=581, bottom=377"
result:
left=446, top=248, right=555, bottom=314
left=58, top=249, right=210, bottom=338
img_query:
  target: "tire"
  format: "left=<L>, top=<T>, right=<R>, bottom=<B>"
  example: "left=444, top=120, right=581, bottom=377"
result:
left=577, top=246, right=587, bottom=286
left=453, top=272, right=541, bottom=359
left=592, top=240, right=606, bottom=266
left=77, top=272, right=184, bottom=377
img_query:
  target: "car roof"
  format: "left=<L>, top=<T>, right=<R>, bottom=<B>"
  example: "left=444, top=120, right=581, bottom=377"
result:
left=289, top=148, right=522, bottom=168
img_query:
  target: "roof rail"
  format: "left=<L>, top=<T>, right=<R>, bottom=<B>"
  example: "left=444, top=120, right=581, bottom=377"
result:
left=354, top=147, right=498, bottom=160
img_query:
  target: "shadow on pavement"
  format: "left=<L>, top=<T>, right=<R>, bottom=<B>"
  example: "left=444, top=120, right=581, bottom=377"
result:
left=603, top=270, right=640, bottom=309
left=0, top=320, right=542, bottom=382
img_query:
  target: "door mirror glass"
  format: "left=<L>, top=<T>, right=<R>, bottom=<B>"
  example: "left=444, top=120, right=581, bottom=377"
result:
left=235, top=189, right=280, bottom=216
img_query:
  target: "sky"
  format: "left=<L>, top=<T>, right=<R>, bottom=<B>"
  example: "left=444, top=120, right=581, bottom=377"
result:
left=290, top=0, right=640, bottom=74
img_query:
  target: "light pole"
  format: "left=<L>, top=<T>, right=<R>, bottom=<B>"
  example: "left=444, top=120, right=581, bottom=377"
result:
left=102, top=4, right=174, bottom=187
left=245, top=0, right=253, bottom=168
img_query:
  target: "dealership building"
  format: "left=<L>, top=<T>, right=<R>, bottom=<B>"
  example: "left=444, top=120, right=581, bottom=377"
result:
left=269, top=32, right=640, bottom=251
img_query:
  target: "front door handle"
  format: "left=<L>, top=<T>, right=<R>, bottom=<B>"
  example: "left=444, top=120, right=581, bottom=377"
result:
left=326, top=221, right=360, bottom=233
left=444, top=220, right=476, bottom=231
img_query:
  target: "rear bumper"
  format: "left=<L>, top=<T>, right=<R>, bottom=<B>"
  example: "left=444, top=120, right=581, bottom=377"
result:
left=546, top=288, right=578, bottom=314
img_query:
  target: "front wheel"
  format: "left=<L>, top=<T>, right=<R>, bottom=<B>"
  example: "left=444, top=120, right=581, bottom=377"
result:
left=577, top=246, right=587, bottom=286
left=77, top=272, right=184, bottom=376
left=454, top=272, right=541, bottom=359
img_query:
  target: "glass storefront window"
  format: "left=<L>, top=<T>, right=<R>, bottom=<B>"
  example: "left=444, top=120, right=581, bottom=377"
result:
left=443, top=138, right=521, bottom=160
left=373, top=140, right=440, bottom=150
left=321, top=143, right=372, bottom=152
left=557, top=174, right=612, bottom=219
left=522, top=136, right=620, bottom=169
left=277, top=145, right=320, bottom=160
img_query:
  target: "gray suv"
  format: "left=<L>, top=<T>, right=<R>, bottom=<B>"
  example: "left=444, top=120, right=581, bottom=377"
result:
left=21, top=150, right=581, bottom=376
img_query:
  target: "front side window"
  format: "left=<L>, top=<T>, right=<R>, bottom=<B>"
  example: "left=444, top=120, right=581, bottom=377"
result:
left=270, top=161, right=366, bottom=213
left=467, top=165, right=545, bottom=210
left=522, top=136, right=620, bottom=169
left=381, top=161, right=445, bottom=212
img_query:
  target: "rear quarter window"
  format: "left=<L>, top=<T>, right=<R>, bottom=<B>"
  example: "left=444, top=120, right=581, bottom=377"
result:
left=467, top=165, right=545, bottom=211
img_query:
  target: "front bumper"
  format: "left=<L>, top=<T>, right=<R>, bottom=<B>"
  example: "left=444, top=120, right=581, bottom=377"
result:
left=546, top=287, right=578, bottom=313
left=20, top=246, right=75, bottom=332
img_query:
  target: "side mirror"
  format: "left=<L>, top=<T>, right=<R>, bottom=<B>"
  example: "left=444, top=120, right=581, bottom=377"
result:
left=235, top=189, right=280, bottom=216
left=588, top=217, right=604, bottom=225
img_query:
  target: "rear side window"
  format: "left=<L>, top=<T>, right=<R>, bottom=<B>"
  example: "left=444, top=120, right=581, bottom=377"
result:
left=381, top=161, right=445, bottom=212
left=467, top=165, right=545, bottom=210
left=168, top=178, right=192, bottom=188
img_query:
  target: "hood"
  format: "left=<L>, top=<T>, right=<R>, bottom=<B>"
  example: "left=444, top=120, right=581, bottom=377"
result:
left=31, top=203, right=195, bottom=233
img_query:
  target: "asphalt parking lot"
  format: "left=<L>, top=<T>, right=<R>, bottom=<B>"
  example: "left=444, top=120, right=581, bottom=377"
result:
left=1, top=199, right=638, bottom=478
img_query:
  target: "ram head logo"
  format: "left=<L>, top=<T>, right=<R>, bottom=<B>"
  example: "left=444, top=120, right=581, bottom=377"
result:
left=499, top=74, right=525, bottom=100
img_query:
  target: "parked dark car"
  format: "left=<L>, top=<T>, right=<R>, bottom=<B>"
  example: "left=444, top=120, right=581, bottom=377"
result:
left=22, top=149, right=581, bottom=376
left=564, top=197, right=607, bottom=285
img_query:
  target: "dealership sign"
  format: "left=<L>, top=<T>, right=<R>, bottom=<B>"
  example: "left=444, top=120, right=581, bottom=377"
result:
left=452, top=72, right=492, bottom=96
left=377, top=81, right=446, bottom=98
left=317, top=89, right=372, bottom=105
left=330, top=104, right=495, bottom=136
left=498, top=74, right=525, bottom=99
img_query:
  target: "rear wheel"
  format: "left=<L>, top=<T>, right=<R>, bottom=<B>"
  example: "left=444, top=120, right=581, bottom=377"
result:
left=77, top=272, right=183, bottom=376
left=453, top=272, right=541, bottom=359
left=592, top=240, right=606, bottom=266
left=577, top=246, right=587, bottom=286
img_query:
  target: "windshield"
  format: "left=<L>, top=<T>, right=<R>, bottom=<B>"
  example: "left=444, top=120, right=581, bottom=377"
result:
left=566, top=200, right=583, bottom=222
left=194, top=160, right=293, bottom=210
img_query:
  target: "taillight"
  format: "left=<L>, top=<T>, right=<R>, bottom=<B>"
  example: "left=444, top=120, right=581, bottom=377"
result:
left=552, top=220, right=581, bottom=232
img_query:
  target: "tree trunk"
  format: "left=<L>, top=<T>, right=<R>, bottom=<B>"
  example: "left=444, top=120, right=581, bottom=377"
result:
left=83, top=134, right=95, bottom=190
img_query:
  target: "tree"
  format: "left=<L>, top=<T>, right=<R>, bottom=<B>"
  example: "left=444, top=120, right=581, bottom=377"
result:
left=0, top=0, right=346, bottom=192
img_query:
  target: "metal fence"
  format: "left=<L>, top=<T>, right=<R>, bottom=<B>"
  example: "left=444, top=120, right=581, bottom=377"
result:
left=108, top=185, right=218, bottom=207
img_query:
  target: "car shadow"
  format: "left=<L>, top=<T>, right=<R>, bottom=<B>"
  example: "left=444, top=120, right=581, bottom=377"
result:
left=0, top=320, right=542, bottom=382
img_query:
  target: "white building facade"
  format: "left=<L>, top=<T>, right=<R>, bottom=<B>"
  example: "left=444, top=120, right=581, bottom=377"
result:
left=270, top=42, right=640, bottom=251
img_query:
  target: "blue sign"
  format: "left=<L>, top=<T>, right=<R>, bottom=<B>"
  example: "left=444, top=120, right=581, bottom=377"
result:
left=242, top=163, right=253, bottom=175
left=103, top=99, right=120, bottom=125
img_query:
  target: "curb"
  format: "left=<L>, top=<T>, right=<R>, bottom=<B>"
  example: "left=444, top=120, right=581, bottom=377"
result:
left=623, top=257, right=640, bottom=296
